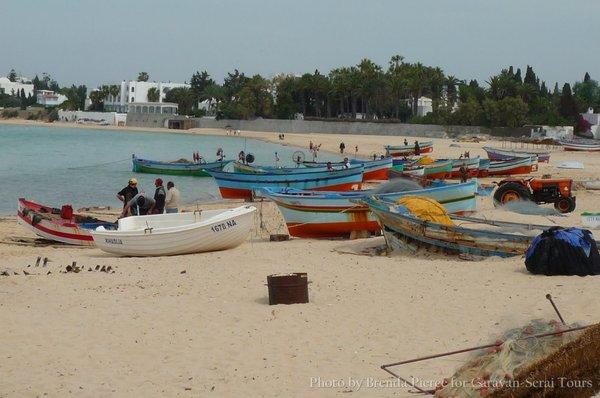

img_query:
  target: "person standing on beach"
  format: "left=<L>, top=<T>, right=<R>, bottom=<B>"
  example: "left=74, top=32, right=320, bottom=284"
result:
left=339, top=142, right=345, bottom=154
left=414, top=141, right=421, bottom=156
left=117, top=178, right=139, bottom=213
left=153, top=178, right=166, bottom=214
left=165, top=182, right=181, bottom=213
left=404, top=138, right=408, bottom=146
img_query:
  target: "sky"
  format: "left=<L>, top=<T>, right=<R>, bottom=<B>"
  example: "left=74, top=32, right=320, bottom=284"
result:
left=1, top=0, right=598, bottom=89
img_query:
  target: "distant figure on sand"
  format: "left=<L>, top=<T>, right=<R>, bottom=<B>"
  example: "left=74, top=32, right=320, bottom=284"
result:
left=414, top=141, right=421, bottom=156
left=355, top=145, right=358, bottom=156
left=404, top=138, right=408, bottom=146
left=117, top=178, right=138, bottom=211
left=122, top=193, right=155, bottom=217
left=154, top=178, right=166, bottom=214
left=275, top=152, right=281, bottom=168
left=165, top=181, right=181, bottom=213
left=339, top=142, right=345, bottom=154
left=309, top=141, right=314, bottom=151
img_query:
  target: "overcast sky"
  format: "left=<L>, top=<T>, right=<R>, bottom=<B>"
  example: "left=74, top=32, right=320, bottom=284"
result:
left=2, top=0, right=598, bottom=88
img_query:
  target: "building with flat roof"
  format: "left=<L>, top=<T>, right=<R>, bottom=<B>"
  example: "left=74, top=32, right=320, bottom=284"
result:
left=103, top=80, right=189, bottom=112
left=0, top=77, right=34, bottom=98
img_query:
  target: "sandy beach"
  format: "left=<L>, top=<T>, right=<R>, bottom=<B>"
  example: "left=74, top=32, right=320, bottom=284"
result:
left=2, top=120, right=600, bottom=397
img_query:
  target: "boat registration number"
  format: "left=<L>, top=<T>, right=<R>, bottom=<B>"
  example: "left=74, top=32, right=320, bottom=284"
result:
left=105, top=238, right=123, bottom=244
left=211, top=220, right=237, bottom=233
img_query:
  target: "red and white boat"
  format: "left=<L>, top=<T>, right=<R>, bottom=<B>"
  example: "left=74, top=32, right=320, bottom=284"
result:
left=487, top=156, right=537, bottom=176
left=17, top=198, right=115, bottom=246
left=447, top=157, right=480, bottom=178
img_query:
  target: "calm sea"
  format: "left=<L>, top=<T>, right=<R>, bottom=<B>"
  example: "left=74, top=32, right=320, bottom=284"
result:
left=0, top=124, right=335, bottom=215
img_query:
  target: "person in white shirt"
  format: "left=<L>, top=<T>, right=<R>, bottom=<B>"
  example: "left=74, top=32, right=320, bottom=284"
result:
left=165, top=181, right=181, bottom=213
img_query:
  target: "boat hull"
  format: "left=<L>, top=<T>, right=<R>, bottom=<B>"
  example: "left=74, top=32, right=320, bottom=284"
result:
left=91, top=206, right=256, bottom=256
left=17, top=198, right=114, bottom=246
left=132, top=155, right=229, bottom=177
left=483, top=146, right=551, bottom=163
left=364, top=197, right=533, bottom=258
left=487, top=156, right=536, bottom=176
left=261, top=181, right=477, bottom=238
left=209, top=165, right=364, bottom=200
left=561, top=141, right=600, bottom=152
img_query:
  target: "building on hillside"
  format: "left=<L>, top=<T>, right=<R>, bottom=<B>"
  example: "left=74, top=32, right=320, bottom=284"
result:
left=0, top=77, right=34, bottom=97
left=581, top=107, right=600, bottom=139
left=103, top=80, right=189, bottom=112
left=36, top=90, right=67, bottom=107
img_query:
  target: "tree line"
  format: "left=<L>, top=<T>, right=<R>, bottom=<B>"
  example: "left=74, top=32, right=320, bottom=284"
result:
left=166, top=56, right=600, bottom=129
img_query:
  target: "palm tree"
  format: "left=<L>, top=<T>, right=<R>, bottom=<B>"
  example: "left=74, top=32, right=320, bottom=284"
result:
left=147, top=87, right=160, bottom=102
left=445, top=75, right=460, bottom=108
left=137, top=72, right=149, bottom=82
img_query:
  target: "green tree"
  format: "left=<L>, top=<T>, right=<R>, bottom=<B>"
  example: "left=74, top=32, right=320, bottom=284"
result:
left=8, top=69, right=17, bottom=82
left=147, top=87, right=160, bottom=102
left=89, top=90, right=105, bottom=111
left=164, top=87, right=196, bottom=115
left=190, top=70, right=215, bottom=103
left=559, top=83, right=579, bottom=122
left=137, top=72, right=149, bottom=82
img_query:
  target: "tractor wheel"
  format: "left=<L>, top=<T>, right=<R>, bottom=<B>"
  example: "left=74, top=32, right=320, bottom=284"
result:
left=554, top=197, right=576, bottom=213
left=493, top=182, right=531, bottom=207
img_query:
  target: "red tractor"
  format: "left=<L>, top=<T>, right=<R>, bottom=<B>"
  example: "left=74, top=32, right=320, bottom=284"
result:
left=493, top=178, right=576, bottom=213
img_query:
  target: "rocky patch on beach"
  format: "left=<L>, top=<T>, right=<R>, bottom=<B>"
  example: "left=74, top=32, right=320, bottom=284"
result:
left=0, top=256, right=116, bottom=276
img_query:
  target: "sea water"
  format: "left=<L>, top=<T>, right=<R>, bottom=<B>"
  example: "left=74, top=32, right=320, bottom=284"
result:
left=0, top=124, right=336, bottom=214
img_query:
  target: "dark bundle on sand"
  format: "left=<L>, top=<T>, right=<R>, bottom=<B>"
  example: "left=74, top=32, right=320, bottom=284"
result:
left=490, top=323, right=600, bottom=398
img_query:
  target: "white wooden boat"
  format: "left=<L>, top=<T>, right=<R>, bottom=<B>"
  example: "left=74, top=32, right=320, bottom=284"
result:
left=91, top=206, right=256, bottom=256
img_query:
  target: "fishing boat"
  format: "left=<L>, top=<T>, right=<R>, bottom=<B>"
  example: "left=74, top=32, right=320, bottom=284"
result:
left=388, top=165, right=425, bottom=178
left=132, top=154, right=230, bottom=177
left=301, top=157, right=392, bottom=181
left=423, top=160, right=452, bottom=179
left=384, top=141, right=433, bottom=157
left=17, top=198, right=116, bottom=246
left=561, top=140, right=600, bottom=152
left=91, top=206, right=256, bottom=256
left=488, top=156, right=537, bottom=176
left=441, top=157, right=480, bottom=179
left=477, top=159, right=491, bottom=177
left=483, top=146, right=551, bottom=163
left=362, top=196, right=547, bottom=257
left=260, top=181, right=477, bottom=238
left=207, top=165, right=364, bottom=200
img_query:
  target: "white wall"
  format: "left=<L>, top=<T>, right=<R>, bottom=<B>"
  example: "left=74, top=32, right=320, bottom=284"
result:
left=58, top=110, right=127, bottom=125
left=103, top=80, right=190, bottom=112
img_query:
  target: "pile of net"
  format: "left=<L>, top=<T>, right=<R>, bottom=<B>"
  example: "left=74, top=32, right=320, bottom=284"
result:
left=434, top=319, right=599, bottom=397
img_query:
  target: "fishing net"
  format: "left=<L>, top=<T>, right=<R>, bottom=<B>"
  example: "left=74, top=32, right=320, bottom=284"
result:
left=434, top=320, right=595, bottom=398
left=395, top=196, right=453, bottom=226
left=371, top=178, right=422, bottom=194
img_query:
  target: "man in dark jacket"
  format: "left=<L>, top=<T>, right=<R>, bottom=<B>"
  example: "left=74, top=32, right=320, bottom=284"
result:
left=154, top=178, right=166, bottom=214
left=117, top=178, right=139, bottom=212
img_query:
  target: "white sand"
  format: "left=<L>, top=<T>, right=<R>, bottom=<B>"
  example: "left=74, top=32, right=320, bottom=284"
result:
left=1, top=120, right=600, bottom=397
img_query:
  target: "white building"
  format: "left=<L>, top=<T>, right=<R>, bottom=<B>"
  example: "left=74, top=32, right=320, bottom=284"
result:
left=581, top=107, right=600, bottom=139
left=0, top=77, right=34, bottom=97
left=405, top=96, right=433, bottom=116
left=103, top=80, right=189, bottom=112
left=36, top=90, right=67, bottom=107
